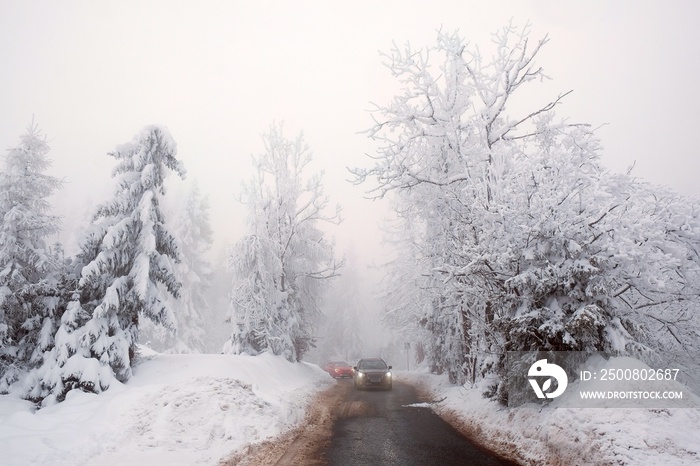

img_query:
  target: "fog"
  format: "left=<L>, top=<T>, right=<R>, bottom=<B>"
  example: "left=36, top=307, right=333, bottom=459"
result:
left=2, top=1, right=699, bottom=357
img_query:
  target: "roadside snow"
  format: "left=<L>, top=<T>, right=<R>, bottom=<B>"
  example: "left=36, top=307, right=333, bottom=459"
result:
left=0, top=350, right=331, bottom=466
left=403, top=361, right=700, bottom=466
left=403, top=402, right=433, bottom=409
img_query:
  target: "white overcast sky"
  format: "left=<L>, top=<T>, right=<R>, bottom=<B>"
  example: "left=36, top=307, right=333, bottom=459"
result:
left=1, top=1, right=699, bottom=269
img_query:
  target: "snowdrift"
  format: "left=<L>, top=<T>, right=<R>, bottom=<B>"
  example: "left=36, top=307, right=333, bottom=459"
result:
left=0, top=350, right=331, bottom=465
left=404, top=356, right=700, bottom=465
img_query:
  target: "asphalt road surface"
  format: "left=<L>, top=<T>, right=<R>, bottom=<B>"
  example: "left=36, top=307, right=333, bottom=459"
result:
left=324, top=380, right=518, bottom=466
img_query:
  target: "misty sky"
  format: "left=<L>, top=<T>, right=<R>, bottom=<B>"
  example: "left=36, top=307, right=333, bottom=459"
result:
left=1, top=1, right=699, bottom=273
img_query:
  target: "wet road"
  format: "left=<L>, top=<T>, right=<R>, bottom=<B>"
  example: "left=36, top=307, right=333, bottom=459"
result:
left=324, top=380, right=517, bottom=466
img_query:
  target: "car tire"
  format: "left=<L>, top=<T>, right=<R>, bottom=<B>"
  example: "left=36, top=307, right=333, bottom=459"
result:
left=385, top=382, right=392, bottom=391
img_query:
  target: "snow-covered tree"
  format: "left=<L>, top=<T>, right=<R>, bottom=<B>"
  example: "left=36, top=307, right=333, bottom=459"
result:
left=353, top=24, right=700, bottom=399
left=225, top=123, right=341, bottom=362
left=0, top=123, right=62, bottom=392
left=140, top=182, right=212, bottom=353
left=28, top=125, right=186, bottom=402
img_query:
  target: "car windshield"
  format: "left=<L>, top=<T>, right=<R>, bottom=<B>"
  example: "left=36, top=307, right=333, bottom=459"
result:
left=359, top=360, right=387, bottom=370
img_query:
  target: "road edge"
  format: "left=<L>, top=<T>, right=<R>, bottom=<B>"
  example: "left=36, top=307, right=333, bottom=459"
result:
left=406, top=375, right=529, bottom=466
left=220, top=380, right=348, bottom=466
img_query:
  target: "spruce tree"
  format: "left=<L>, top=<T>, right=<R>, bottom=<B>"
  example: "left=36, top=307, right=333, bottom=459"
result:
left=80, top=125, right=186, bottom=382
left=29, top=125, right=186, bottom=402
left=0, top=123, right=62, bottom=393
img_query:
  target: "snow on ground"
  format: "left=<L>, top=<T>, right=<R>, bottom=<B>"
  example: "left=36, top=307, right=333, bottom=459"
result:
left=0, top=349, right=332, bottom=466
left=403, top=357, right=700, bottom=466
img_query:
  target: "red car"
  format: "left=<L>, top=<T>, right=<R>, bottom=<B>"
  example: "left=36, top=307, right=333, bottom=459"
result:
left=323, top=361, right=354, bottom=379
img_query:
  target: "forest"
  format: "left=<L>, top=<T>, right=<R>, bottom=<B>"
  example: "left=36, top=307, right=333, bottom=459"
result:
left=1, top=25, right=699, bottom=407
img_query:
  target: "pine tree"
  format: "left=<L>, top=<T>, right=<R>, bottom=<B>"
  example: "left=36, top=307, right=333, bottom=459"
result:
left=28, top=125, right=186, bottom=402
left=0, top=123, right=62, bottom=393
left=80, top=125, right=185, bottom=381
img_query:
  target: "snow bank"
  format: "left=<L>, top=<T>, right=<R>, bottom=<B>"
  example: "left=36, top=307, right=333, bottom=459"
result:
left=0, top=350, right=331, bottom=465
left=403, top=361, right=700, bottom=466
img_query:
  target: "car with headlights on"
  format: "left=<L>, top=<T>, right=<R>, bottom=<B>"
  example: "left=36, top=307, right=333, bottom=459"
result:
left=353, top=358, right=392, bottom=390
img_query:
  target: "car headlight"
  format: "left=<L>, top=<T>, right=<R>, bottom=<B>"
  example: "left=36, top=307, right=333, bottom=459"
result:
left=357, top=372, right=364, bottom=378
left=386, top=371, right=392, bottom=378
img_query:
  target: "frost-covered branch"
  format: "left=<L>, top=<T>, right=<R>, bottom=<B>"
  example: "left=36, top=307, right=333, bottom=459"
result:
left=354, top=23, right=700, bottom=395
left=226, top=123, right=343, bottom=362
